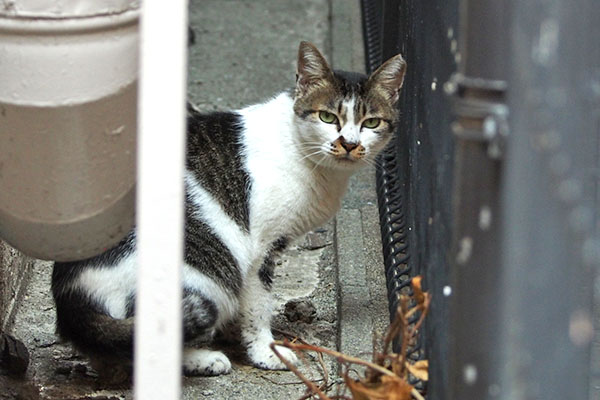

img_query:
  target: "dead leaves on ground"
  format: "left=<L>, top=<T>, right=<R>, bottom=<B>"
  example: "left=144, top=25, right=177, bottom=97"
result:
left=345, top=375, right=413, bottom=400
left=405, top=360, right=428, bottom=382
left=271, top=276, right=432, bottom=400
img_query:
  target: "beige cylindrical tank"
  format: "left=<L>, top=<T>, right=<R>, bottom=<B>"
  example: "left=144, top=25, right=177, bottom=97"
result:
left=0, top=1, right=139, bottom=261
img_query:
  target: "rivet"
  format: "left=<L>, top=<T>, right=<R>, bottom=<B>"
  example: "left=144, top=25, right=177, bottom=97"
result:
left=463, top=364, right=478, bottom=385
left=478, top=206, right=492, bottom=231
left=456, top=237, right=473, bottom=265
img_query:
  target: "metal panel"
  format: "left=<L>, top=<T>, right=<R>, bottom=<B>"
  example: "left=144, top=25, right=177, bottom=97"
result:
left=499, top=0, right=599, bottom=398
left=447, top=142, right=504, bottom=399
left=395, top=3, right=458, bottom=398
left=364, top=0, right=458, bottom=398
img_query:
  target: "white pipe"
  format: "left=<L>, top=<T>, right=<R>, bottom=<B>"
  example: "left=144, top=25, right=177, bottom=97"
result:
left=134, top=0, right=188, bottom=399
left=0, top=2, right=139, bottom=261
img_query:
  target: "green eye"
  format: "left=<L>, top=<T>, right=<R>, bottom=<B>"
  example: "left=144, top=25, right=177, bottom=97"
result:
left=319, top=111, right=337, bottom=124
left=363, top=118, right=381, bottom=129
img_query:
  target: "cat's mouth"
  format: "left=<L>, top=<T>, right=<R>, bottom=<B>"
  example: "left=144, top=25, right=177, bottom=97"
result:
left=328, top=152, right=365, bottom=170
left=300, top=139, right=365, bottom=169
left=330, top=138, right=365, bottom=165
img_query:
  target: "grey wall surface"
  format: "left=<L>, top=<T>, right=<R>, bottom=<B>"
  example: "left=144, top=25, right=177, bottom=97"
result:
left=0, top=242, right=33, bottom=331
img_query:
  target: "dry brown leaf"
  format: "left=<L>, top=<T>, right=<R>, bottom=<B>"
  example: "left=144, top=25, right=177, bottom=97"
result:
left=346, top=375, right=413, bottom=400
left=405, top=360, right=429, bottom=381
left=391, top=355, right=403, bottom=377
left=411, top=276, right=425, bottom=307
left=272, top=276, right=431, bottom=400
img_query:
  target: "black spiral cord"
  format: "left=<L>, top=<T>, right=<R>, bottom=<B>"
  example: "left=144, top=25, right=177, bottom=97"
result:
left=361, top=0, right=426, bottom=391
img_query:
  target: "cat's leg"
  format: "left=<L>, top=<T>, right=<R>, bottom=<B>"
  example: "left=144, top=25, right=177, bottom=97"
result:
left=181, top=289, right=232, bottom=376
left=239, top=256, right=298, bottom=370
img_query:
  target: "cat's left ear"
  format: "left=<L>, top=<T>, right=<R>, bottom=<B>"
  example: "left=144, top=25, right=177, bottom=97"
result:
left=296, top=41, right=333, bottom=95
left=367, top=54, right=407, bottom=104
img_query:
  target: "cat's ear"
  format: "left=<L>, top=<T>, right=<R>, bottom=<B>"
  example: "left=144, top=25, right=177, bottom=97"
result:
left=296, top=41, right=333, bottom=95
left=367, top=54, right=407, bottom=104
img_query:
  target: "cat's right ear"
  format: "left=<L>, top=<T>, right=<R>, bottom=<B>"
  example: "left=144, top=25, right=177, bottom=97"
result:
left=367, top=54, right=407, bottom=104
left=296, top=41, right=333, bottom=96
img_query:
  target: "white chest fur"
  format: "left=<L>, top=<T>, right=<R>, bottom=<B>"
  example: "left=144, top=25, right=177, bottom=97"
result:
left=240, top=93, right=352, bottom=251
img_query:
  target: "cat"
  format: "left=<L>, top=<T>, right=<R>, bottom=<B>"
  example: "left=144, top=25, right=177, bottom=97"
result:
left=51, top=41, right=406, bottom=379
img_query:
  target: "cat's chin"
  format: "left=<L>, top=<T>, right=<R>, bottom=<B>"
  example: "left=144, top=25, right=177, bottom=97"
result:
left=335, top=157, right=359, bottom=165
left=328, top=156, right=365, bottom=171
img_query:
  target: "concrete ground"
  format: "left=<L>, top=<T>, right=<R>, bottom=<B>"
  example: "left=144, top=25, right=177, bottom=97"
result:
left=1, top=1, right=389, bottom=399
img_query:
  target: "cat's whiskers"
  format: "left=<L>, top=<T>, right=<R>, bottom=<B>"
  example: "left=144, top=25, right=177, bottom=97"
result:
left=302, top=140, right=328, bottom=146
left=360, top=156, right=383, bottom=169
left=298, top=144, right=326, bottom=152
left=298, top=141, right=339, bottom=163
left=359, top=156, right=376, bottom=167
left=298, top=141, right=326, bottom=149
left=298, top=149, right=325, bottom=162
left=308, top=154, right=329, bottom=175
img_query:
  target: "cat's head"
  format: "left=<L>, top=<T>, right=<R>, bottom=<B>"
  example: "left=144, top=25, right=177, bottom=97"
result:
left=293, top=41, right=406, bottom=171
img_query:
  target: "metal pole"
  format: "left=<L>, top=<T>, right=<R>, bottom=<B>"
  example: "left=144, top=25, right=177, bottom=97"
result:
left=447, top=0, right=509, bottom=398
left=134, top=1, right=188, bottom=399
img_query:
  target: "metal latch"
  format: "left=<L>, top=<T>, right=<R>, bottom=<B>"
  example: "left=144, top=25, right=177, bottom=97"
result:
left=445, top=73, right=509, bottom=159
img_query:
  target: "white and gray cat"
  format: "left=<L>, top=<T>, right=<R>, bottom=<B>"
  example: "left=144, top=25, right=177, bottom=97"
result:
left=51, top=41, right=406, bottom=378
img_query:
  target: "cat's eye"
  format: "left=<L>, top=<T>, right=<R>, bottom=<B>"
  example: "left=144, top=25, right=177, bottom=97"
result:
left=319, top=111, right=337, bottom=124
left=362, top=118, right=381, bottom=129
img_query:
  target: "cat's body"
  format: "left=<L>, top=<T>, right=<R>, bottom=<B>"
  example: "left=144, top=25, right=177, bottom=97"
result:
left=51, top=42, right=406, bottom=378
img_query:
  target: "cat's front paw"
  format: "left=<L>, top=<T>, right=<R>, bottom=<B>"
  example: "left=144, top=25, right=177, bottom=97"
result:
left=248, top=343, right=299, bottom=370
left=183, top=348, right=232, bottom=376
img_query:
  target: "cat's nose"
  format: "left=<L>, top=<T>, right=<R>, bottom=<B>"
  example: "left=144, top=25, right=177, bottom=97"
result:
left=338, top=136, right=359, bottom=152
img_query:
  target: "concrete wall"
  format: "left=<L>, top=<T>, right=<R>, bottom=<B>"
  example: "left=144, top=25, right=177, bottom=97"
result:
left=0, top=241, right=33, bottom=331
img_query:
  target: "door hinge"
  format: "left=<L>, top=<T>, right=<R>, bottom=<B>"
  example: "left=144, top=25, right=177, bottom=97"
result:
left=446, top=74, right=509, bottom=159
